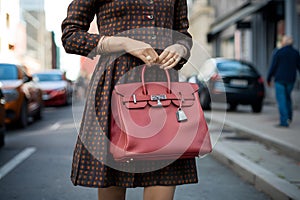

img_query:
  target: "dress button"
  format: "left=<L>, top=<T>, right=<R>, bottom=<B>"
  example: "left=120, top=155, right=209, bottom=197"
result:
left=147, top=15, right=154, bottom=20
left=151, top=35, right=157, bottom=40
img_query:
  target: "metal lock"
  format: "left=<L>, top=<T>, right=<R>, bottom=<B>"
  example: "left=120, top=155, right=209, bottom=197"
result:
left=176, top=108, right=188, bottom=122
left=151, top=94, right=166, bottom=107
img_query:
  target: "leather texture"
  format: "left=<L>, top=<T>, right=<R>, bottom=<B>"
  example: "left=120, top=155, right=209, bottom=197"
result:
left=110, top=66, right=212, bottom=162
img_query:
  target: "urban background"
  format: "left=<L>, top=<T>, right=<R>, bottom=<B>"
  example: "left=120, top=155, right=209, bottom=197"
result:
left=186, top=0, right=300, bottom=104
left=0, top=0, right=58, bottom=74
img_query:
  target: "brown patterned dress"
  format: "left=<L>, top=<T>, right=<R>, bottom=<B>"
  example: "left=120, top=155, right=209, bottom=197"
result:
left=61, top=0, right=198, bottom=188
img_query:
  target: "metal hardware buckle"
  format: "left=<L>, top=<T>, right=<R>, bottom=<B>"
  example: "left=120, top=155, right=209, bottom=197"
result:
left=150, top=94, right=166, bottom=107
left=133, top=94, right=137, bottom=104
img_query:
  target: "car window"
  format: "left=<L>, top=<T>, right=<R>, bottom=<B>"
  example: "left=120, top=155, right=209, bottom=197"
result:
left=188, top=76, right=197, bottom=83
left=0, top=64, right=18, bottom=80
left=217, top=61, right=256, bottom=75
left=33, top=74, right=62, bottom=82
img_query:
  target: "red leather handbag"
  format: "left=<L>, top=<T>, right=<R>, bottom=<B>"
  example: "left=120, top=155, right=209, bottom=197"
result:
left=110, top=66, right=212, bottom=162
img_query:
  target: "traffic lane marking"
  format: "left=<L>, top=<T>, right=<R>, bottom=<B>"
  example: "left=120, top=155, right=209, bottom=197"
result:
left=0, top=147, right=36, bottom=180
left=49, top=122, right=61, bottom=130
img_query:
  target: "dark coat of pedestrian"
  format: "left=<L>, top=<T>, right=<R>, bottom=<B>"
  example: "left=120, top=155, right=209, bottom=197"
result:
left=61, top=0, right=196, bottom=199
left=267, top=36, right=300, bottom=127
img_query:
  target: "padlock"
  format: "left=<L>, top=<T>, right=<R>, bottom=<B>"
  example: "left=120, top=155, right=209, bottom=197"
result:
left=176, top=108, right=188, bottom=122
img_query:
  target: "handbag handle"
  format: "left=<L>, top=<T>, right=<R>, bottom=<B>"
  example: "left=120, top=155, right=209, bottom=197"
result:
left=141, top=65, right=171, bottom=94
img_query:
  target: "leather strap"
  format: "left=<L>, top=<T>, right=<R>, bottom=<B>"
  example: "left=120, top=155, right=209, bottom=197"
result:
left=141, top=65, right=171, bottom=94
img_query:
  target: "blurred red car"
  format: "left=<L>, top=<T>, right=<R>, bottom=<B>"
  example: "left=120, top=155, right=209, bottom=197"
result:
left=32, top=70, right=73, bottom=106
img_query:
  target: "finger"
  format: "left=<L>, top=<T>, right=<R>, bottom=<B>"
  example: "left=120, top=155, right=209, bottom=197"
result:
left=160, top=54, right=179, bottom=68
left=143, top=48, right=159, bottom=63
left=160, top=54, right=178, bottom=67
left=158, top=50, right=170, bottom=64
left=127, top=43, right=154, bottom=65
left=164, top=57, right=181, bottom=70
left=161, top=52, right=175, bottom=64
left=161, top=56, right=181, bottom=70
left=139, top=54, right=151, bottom=65
left=146, top=49, right=159, bottom=63
left=160, top=52, right=176, bottom=65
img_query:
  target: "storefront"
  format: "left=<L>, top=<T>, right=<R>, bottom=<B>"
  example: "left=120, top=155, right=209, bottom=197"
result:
left=207, top=0, right=300, bottom=103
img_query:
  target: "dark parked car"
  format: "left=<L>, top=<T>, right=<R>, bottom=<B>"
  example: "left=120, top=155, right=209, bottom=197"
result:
left=0, top=63, right=43, bottom=128
left=189, top=58, right=265, bottom=113
left=0, top=86, right=5, bottom=147
left=32, top=70, right=73, bottom=106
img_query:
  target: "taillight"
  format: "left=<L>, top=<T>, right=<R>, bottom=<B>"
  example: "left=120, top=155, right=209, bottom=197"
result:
left=211, top=73, right=221, bottom=81
left=257, top=77, right=264, bottom=84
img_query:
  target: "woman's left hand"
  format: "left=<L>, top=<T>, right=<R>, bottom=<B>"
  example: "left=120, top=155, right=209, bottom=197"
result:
left=158, top=44, right=187, bottom=70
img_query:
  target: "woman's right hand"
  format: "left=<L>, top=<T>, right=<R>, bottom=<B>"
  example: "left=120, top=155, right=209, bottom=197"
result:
left=102, top=36, right=158, bottom=65
left=121, top=37, right=159, bottom=65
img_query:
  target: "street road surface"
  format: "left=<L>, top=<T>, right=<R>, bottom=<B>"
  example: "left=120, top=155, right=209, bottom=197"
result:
left=0, top=105, right=270, bottom=200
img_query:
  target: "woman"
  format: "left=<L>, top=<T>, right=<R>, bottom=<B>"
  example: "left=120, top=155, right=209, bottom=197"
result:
left=61, top=1, right=196, bottom=199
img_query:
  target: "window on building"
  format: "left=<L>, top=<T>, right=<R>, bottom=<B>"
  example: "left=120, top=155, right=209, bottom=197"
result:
left=6, top=13, right=10, bottom=28
left=221, top=37, right=235, bottom=59
left=8, top=44, right=14, bottom=50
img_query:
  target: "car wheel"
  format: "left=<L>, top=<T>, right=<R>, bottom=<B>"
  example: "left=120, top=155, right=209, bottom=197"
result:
left=252, top=102, right=263, bottom=113
left=228, top=103, right=238, bottom=111
left=34, top=104, right=43, bottom=120
left=18, top=100, right=28, bottom=128
left=65, top=92, right=72, bottom=106
left=0, top=131, right=4, bottom=147
left=199, top=90, right=211, bottom=110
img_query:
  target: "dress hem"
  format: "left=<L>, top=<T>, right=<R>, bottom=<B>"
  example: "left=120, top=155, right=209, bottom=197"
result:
left=71, top=179, right=199, bottom=188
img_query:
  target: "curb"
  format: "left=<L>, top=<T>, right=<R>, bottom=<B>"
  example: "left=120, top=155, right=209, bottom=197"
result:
left=207, top=116, right=300, bottom=162
left=211, top=143, right=300, bottom=200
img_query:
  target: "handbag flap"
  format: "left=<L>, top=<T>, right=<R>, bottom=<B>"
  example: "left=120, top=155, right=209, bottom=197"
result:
left=114, top=82, right=199, bottom=109
left=124, top=101, right=147, bottom=109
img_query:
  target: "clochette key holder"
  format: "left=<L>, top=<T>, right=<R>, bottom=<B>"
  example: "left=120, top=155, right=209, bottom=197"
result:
left=110, top=65, right=212, bottom=162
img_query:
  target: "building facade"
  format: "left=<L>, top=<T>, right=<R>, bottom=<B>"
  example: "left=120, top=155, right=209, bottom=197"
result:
left=0, top=0, right=57, bottom=74
left=0, top=0, right=26, bottom=62
left=20, top=0, right=56, bottom=73
left=180, top=0, right=215, bottom=79
left=190, top=0, right=300, bottom=104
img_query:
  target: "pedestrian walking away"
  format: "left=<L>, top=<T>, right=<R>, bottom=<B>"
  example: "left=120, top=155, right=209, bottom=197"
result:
left=61, top=1, right=197, bottom=200
left=267, top=35, right=300, bottom=127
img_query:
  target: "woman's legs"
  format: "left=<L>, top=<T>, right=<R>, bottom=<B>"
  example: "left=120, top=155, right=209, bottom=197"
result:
left=98, top=187, right=126, bottom=200
left=143, top=186, right=176, bottom=200
left=97, top=185, right=175, bottom=200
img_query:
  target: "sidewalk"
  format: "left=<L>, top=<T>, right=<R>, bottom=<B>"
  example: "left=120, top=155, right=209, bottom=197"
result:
left=208, top=105, right=300, bottom=161
left=205, top=104, right=300, bottom=200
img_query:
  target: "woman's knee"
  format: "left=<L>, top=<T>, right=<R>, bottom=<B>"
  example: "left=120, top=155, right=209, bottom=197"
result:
left=98, top=186, right=126, bottom=200
left=143, top=186, right=176, bottom=200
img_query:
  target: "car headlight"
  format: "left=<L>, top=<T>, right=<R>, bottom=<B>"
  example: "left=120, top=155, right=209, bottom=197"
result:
left=3, top=89, right=19, bottom=102
left=0, top=98, right=5, bottom=105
